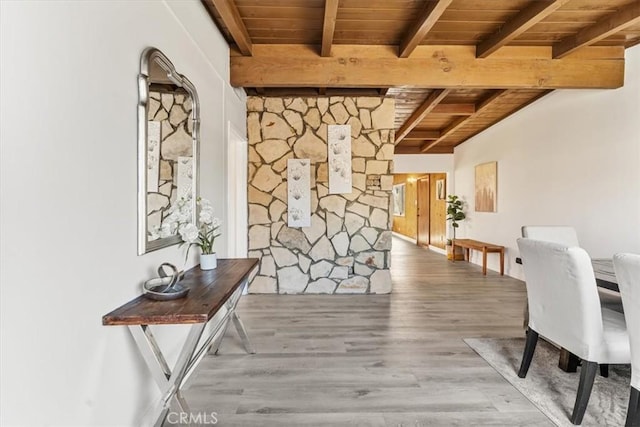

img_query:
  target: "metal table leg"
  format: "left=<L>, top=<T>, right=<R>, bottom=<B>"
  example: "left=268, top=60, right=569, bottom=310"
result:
left=207, top=285, right=256, bottom=355
left=232, top=311, right=255, bottom=354
left=127, top=281, right=255, bottom=426
left=129, top=323, right=206, bottom=427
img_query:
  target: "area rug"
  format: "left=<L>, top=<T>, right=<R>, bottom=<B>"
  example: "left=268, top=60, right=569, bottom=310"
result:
left=464, top=337, right=630, bottom=427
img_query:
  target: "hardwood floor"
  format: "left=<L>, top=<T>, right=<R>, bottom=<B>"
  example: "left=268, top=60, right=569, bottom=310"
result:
left=182, top=237, right=552, bottom=426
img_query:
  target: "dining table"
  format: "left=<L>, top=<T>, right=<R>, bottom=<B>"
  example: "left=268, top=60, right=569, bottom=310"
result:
left=591, top=258, right=619, bottom=292
left=515, top=257, right=617, bottom=290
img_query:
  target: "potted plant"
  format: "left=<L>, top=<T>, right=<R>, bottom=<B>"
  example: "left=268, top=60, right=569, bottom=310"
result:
left=161, top=195, right=222, bottom=270
left=446, top=194, right=466, bottom=260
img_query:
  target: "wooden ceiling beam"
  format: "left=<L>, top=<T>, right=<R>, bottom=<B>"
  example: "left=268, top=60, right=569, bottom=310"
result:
left=476, top=0, right=571, bottom=58
left=207, top=0, right=253, bottom=56
left=431, top=103, right=476, bottom=115
left=396, top=89, right=450, bottom=144
left=250, top=87, right=384, bottom=97
left=399, top=0, right=453, bottom=58
left=553, top=2, right=640, bottom=59
left=321, top=0, right=340, bottom=57
left=395, top=145, right=454, bottom=155
left=404, top=130, right=442, bottom=140
left=324, top=88, right=382, bottom=96
left=230, top=45, right=624, bottom=89
left=420, top=90, right=510, bottom=153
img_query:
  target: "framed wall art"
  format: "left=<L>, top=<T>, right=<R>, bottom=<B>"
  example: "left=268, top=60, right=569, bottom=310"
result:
left=327, top=125, right=352, bottom=194
left=475, top=161, right=497, bottom=212
left=392, top=183, right=405, bottom=217
left=287, top=159, right=311, bottom=227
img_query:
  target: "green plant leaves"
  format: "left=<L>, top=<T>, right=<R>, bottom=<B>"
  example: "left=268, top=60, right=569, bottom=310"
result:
left=445, top=194, right=466, bottom=239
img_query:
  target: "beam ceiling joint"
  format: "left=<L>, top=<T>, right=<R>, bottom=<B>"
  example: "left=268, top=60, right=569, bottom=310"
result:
left=553, top=1, right=640, bottom=58
left=431, top=103, right=476, bottom=115
left=399, top=0, right=453, bottom=58
left=207, top=0, right=253, bottom=56
left=420, top=90, right=510, bottom=153
left=396, top=89, right=450, bottom=144
left=404, top=130, right=441, bottom=141
left=476, top=0, right=571, bottom=58
left=321, top=0, right=340, bottom=57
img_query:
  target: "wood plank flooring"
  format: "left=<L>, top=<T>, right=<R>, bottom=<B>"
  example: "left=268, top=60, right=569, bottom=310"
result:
left=182, top=237, right=552, bottom=426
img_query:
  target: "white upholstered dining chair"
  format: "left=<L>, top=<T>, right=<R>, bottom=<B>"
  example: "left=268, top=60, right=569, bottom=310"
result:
left=613, top=253, right=640, bottom=427
left=517, top=238, right=630, bottom=425
left=521, top=225, right=624, bottom=314
left=521, top=225, right=580, bottom=246
left=520, top=226, right=580, bottom=329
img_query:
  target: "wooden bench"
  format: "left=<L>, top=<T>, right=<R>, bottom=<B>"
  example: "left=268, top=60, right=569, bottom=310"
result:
left=452, top=239, right=505, bottom=276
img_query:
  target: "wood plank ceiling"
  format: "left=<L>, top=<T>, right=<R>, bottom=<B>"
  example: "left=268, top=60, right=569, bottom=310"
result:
left=203, top=0, right=640, bottom=154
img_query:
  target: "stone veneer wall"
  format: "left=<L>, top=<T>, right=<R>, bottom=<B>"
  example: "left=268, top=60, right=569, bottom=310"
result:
left=247, top=96, right=395, bottom=294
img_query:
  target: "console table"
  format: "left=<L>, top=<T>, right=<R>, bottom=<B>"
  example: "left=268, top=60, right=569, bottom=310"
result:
left=103, top=258, right=258, bottom=427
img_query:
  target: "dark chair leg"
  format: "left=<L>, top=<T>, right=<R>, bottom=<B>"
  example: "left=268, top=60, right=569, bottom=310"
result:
left=518, top=328, right=538, bottom=378
left=626, top=386, right=640, bottom=427
left=600, top=364, right=609, bottom=378
left=571, top=361, right=598, bottom=425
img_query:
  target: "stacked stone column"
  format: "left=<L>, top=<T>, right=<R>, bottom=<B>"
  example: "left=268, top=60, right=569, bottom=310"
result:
left=247, top=96, right=395, bottom=294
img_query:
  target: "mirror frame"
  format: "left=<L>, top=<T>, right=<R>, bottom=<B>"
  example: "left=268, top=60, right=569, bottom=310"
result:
left=138, top=47, right=200, bottom=255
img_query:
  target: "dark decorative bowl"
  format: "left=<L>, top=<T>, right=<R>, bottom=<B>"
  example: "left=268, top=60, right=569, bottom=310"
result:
left=141, top=263, right=189, bottom=301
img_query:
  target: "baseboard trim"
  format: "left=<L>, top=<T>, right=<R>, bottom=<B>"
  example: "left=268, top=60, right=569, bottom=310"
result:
left=392, top=232, right=417, bottom=244
left=392, top=232, right=447, bottom=256
left=428, top=245, right=446, bottom=255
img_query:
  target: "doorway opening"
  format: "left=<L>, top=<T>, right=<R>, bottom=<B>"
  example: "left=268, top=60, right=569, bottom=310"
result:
left=392, top=173, right=448, bottom=252
left=226, top=122, right=248, bottom=258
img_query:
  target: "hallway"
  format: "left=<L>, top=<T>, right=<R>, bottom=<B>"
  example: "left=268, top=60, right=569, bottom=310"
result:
left=183, top=237, right=551, bottom=426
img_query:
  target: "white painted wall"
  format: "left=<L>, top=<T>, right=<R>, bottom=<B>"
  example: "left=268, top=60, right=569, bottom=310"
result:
left=453, top=45, right=640, bottom=279
left=394, top=153, right=454, bottom=175
left=0, top=1, right=246, bottom=425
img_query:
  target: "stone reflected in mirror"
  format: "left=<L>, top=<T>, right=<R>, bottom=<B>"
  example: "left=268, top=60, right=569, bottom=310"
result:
left=146, top=87, right=194, bottom=241
left=138, top=47, right=200, bottom=255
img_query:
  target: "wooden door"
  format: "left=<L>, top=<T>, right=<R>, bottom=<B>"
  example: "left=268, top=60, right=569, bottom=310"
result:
left=429, top=173, right=447, bottom=249
left=417, top=177, right=430, bottom=247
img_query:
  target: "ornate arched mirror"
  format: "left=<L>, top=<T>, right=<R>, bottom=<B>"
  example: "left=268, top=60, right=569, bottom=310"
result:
left=138, top=47, right=200, bottom=255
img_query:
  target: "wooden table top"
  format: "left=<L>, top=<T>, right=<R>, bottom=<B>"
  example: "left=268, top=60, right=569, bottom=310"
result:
left=102, top=258, right=259, bottom=326
left=516, top=257, right=618, bottom=292
left=591, top=258, right=618, bottom=292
